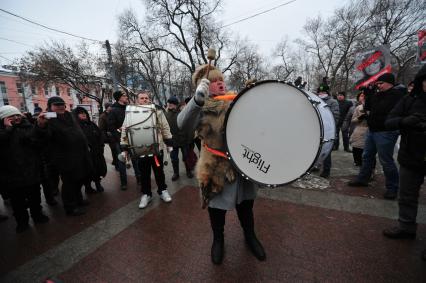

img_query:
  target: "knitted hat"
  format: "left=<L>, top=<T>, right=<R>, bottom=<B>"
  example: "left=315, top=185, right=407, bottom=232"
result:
left=167, top=96, right=179, bottom=105
left=192, top=64, right=224, bottom=87
left=376, top=73, right=395, bottom=85
left=113, top=91, right=124, bottom=101
left=0, top=105, right=22, bottom=120
left=47, top=96, right=65, bottom=109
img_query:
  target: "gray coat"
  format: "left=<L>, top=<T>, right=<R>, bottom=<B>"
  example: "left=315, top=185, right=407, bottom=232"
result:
left=177, top=98, right=257, bottom=210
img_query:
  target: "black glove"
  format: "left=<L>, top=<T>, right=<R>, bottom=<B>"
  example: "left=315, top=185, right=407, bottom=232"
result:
left=400, top=114, right=422, bottom=128
left=163, top=138, right=173, bottom=147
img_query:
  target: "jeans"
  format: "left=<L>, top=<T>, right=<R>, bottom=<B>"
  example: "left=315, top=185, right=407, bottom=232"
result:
left=322, top=151, right=332, bottom=175
left=113, top=142, right=127, bottom=185
left=357, top=130, right=399, bottom=192
left=170, top=146, right=189, bottom=163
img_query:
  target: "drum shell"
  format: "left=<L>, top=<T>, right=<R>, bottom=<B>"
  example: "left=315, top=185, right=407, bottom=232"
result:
left=123, top=105, right=160, bottom=157
left=224, top=80, right=335, bottom=187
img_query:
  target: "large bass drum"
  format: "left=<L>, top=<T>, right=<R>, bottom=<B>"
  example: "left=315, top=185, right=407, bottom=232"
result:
left=123, top=104, right=160, bottom=157
left=224, top=80, right=335, bottom=187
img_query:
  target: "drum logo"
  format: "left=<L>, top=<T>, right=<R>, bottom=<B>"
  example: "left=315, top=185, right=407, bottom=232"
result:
left=241, top=144, right=270, bottom=174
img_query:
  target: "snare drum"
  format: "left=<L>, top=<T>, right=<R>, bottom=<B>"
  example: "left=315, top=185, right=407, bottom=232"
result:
left=123, top=104, right=160, bottom=157
left=224, top=80, right=335, bottom=187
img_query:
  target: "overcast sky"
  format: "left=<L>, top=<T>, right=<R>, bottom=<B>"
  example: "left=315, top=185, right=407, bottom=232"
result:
left=0, top=0, right=346, bottom=66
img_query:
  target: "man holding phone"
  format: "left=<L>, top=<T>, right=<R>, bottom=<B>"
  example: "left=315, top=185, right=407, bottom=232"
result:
left=40, top=96, right=93, bottom=216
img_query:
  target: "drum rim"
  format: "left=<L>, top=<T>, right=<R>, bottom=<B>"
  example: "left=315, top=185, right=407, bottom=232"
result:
left=223, top=79, right=325, bottom=187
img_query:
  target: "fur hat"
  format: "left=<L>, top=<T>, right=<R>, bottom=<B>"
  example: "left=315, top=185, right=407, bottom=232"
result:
left=192, top=64, right=224, bottom=87
left=113, top=91, right=124, bottom=101
left=0, top=105, right=22, bottom=120
left=47, top=96, right=65, bottom=109
left=376, top=73, right=395, bottom=85
left=167, top=96, right=179, bottom=105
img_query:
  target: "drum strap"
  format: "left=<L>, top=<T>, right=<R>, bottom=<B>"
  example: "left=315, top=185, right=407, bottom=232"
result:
left=203, top=143, right=228, bottom=159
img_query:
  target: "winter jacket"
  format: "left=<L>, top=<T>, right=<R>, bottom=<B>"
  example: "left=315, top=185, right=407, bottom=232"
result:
left=337, top=99, right=353, bottom=127
left=0, top=119, right=44, bottom=188
left=73, top=107, right=107, bottom=179
left=385, top=65, right=426, bottom=173
left=350, top=104, right=368, bottom=149
left=177, top=97, right=257, bottom=210
left=42, top=111, right=92, bottom=182
left=165, top=109, right=191, bottom=147
left=98, top=111, right=111, bottom=143
left=365, top=86, right=405, bottom=132
left=107, top=102, right=127, bottom=143
left=342, top=105, right=355, bottom=132
left=321, top=95, right=340, bottom=123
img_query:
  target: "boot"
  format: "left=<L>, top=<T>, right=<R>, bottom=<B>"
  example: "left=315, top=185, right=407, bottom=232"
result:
left=236, top=200, right=266, bottom=261
left=171, top=161, right=180, bottom=181
left=185, top=164, right=194, bottom=178
left=208, top=207, right=226, bottom=265
left=95, top=180, right=104, bottom=193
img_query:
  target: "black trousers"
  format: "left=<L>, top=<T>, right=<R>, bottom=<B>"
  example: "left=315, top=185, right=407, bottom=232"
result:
left=10, top=184, right=43, bottom=224
left=61, top=179, right=84, bottom=212
left=398, top=165, right=425, bottom=233
left=335, top=127, right=350, bottom=150
left=352, top=147, right=363, bottom=166
left=208, top=199, right=255, bottom=236
left=138, top=152, right=167, bottom=196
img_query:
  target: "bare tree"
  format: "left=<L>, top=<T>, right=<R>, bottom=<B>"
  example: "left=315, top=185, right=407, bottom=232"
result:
left=19, top=41, right=104, bottom=104
left=227, top=42, right=268, bottom=91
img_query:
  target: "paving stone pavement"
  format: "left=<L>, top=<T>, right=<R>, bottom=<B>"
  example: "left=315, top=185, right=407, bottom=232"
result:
left=0, top=146, right=425, bottom=282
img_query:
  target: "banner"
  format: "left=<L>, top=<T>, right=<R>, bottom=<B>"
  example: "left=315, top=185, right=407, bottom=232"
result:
left=417, top=30, right=426, bottom=64
left=353, top=44, right=391, bottom=90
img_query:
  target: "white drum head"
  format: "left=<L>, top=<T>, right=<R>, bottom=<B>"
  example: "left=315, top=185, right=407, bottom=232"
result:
left=224, top=81, right=322, bottom=186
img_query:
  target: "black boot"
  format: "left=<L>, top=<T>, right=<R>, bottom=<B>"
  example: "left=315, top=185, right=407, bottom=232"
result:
left=208, top=207, right=226, bottom=265
left=95, top=180, right=104, bottom=193
left=172, top=161, right=180, bottom=181
left=236, top=200, right=266, bottom=261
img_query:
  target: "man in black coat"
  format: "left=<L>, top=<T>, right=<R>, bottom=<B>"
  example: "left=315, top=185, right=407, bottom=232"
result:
left=0, top=105, right=49, bottom=232
left=107, top=91, right=140, bottom=190
left=41, top=96, right=92, bottom=216
left=165, top=96, right=194, bottom=181
left=382, top=65, right=426, bottom=261
left=348, top=73, right=405, bottom=200
left=335, top=91, right=353, bottom=152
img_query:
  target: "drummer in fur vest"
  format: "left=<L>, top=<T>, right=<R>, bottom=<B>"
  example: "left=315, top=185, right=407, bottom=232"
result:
left=177, top=64, right=266, bottom=265
left=120, top=92, right=174, bottom=209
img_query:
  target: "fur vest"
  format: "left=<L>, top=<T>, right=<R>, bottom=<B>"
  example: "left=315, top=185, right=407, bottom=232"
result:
left=196, top=97, right=236, bottom=208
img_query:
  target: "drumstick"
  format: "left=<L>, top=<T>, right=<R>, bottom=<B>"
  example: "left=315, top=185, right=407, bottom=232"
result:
left=205, top=48, right=216, bottom=79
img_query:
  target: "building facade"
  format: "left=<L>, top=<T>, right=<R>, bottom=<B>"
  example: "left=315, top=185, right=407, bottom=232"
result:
left=0, top=70, right=100, bottom=118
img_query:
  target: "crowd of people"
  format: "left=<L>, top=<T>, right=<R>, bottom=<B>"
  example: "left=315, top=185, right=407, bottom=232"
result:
left=0, top=63, right=425, bottom=263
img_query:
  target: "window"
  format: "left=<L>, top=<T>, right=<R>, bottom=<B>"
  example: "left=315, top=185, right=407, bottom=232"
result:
left=67, top=88, right=71, bottom=96
left=20, top=102, right=25, bottom=112
left=34, top=103, right=39, bottom=108
left=0, top=82, right=9, bottom=105
left=16, top=83, right=24, bottom=96
left=44, top=86, right=49, bottom=96
left=31, top=85, right=36, bottom=96
left=55, top=86, right=60, bottom=96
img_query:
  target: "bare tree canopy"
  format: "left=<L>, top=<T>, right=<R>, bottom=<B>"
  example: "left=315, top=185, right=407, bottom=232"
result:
left=19, top=41, right=104, bottom=103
